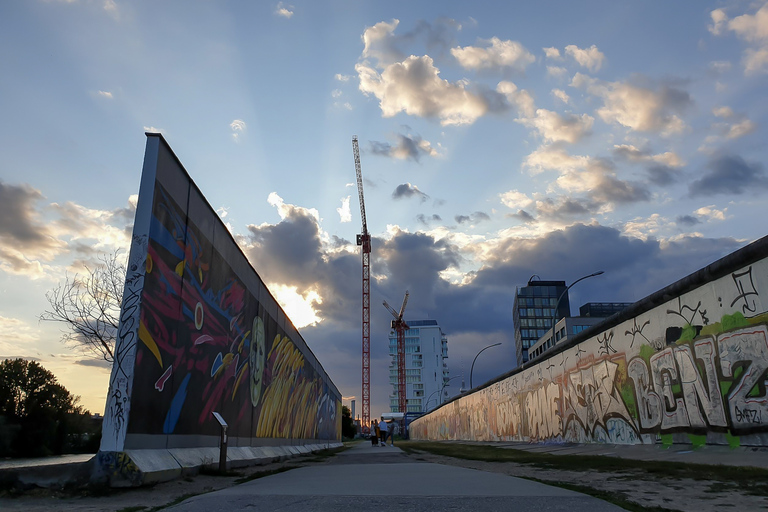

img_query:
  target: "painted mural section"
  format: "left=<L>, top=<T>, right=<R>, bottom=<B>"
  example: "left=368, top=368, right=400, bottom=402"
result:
left=100, top=134, right=340, bottom=456
left=411, top=244, right=768, bottom=447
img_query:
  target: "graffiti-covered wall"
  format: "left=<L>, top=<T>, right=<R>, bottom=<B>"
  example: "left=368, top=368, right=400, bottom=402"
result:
left=411, top=237, right=768, bottom=447
left=100, top=134, right=340, bottom=453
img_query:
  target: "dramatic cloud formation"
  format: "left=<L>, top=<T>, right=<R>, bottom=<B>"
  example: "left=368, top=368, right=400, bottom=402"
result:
left=357, top=55, right=499, bottom=126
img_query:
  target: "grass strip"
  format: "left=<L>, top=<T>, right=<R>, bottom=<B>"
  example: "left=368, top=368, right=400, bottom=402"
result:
left=398, top=441, right=768, bottom=494
left=525, top=477, right=678, bottom=512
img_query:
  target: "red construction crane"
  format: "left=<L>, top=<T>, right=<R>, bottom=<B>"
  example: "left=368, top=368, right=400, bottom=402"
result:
left=383, top=291, right=409, bottom=413
left=352, top=136, right=372, bottom=434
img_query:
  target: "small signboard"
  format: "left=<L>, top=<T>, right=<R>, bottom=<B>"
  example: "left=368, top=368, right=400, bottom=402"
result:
left=212, top=412, right=228, bottom=428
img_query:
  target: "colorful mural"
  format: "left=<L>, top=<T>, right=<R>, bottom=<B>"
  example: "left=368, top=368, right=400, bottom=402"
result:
left=411, top=246, right=768, bottom=447
left=101, top=135, right=340, bottom=455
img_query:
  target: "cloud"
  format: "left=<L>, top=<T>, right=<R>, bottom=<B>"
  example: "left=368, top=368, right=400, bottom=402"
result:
left=496, top=81, right=535, bottom=118
left=709, top=4, right=768, bottom=74
left=565, top=44, right=605, bottom=71
left=710, top=106, right=756, bottom=140
left=335, top=74, right=351, bottom=82
left=76, top=358, right=113, bottom=369
left=451, top=37, right=535, bottom=72
left=543, top=47, right=562, bottom=59
left=357, top=55, right=503, bottom=126
left=533, top=196, right=597, bottom=221
left=547, top=66, right=568, bottom=78
left=499, top=190, right=533, bottom=209
left=522, top=109, right=594, bottom=143
left=524, top=144, right=589, bottom=175
left=454, top=211, right=490, bottom=224
left=524, top=146, right=651, bottom=209
left=690, top=154, right=768, bottom=196
left=392, top=183, right=429, bottom=202
left=369, top=133, right=439, bottom=161
left=509, top=209, right=536, bottom=223
left=361, top=19, right=403, bottom=65
left=646, top=165, right=681, bottom=186
left=230, top=119, right=246, bottom=141
left=275, top=2, right=294, bottom=18
left=0, top=181, right=65, bottom=276
left=676, top=215, right=701, bottom=226
left=143, top=126, right=163, bottom=133
left=694, top=205, right=727, bottom=221
left=337, top=196, right=351, bottom=223
left=573, top=74, right=691, bottom=135
left=612, top=144, right=685, bottom=167
left=416, top=214, right=442, bottom=226
left=551, top=88, right=570, bottom=104
left=97, top=90, right=113, bottom=99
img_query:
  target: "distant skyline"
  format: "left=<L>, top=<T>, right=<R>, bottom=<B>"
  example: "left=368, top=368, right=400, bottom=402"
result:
left=1, top=1, right=767, bottom=419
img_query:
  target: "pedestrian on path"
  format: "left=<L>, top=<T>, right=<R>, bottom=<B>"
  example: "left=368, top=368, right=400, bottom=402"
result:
left=370, top=420, right=378, bottom=446
left=374, top=420, right=381, bottom=446
left=389, top=421, right=398, bottom=446
left=378, top=417, right=389, bottom=446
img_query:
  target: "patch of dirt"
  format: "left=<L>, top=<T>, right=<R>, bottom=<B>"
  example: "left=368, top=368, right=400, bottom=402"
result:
left=406, top=450, right=768, bottom=512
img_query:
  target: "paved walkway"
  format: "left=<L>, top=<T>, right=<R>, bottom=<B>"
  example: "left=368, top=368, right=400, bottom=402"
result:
left=167, top=442, right=623, bottom=511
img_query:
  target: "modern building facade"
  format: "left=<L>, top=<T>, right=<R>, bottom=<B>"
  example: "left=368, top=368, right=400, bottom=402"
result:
left=513, top=279, right=570, bottom=365
left=528, top=302, right=633, bottom=362
left=388, top=319, right=449, bottom=413
left=579, top=302, right=633, bottom=318
left=528, top=316, right=605, bottom=361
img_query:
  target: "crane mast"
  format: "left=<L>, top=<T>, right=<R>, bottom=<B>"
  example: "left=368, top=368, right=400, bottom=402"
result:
left=383, top=290, right=409, bottom=413
left=352, top=136, right=371, bottom=433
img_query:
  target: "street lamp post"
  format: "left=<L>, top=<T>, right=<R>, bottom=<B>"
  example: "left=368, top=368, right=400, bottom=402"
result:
left=438, top=375, right=461, bottom=406
left=469, top=343, right=502, bottom=389
left=423, top=375, right=461, bottom=412
left=549, top=271, right=604, bottom=350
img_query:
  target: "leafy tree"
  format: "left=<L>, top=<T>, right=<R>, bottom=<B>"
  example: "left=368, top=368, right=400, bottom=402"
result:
left=341, top=405, right=356, bottom=439
left=40, top=250, right=126, bottom=363
left=0, top=358, right=94, bottom=457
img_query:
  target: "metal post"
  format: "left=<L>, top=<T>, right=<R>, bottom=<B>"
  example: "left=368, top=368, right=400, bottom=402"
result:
left=219, top=425, right=228, bottom=472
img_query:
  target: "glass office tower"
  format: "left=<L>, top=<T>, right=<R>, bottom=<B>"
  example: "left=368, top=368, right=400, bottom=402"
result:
left=513, top=279, right=569, bottom=365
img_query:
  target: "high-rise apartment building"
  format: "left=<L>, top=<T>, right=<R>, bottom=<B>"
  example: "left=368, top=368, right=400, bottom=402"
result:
left=387, top=319, right=449, bottom=413
left=513, top=279, right=570, bottom=365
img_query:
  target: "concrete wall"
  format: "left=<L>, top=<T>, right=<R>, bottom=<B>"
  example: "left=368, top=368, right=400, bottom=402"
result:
left=97, top=134, right=341, bottom=485
left=411, top=236, right=768, bottom=447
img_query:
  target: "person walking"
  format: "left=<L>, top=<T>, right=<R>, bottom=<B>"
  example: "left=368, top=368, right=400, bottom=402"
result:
left=389, top=420, right=398, bottom=446
left=370, top=419, right=379, bottom=446
left=378, top=417, right=389, bottom=447
left=374, top=419, right=381, bottom=446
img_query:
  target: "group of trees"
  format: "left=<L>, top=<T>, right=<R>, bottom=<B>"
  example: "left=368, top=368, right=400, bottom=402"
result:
left=0, top=358, right=100, bottom=457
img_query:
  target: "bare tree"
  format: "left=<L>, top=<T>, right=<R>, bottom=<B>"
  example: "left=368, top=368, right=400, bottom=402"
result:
left=41, top=250, right=126, bottom=363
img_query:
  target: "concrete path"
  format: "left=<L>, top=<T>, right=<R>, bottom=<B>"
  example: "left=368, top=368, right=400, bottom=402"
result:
left=167, top=442, right=623, bottom=511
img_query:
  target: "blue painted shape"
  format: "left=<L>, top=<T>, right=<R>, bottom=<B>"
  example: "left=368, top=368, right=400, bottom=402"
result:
left=211, top=352, right=223, bottom=377
left=162, top=373, right=191, bottom=434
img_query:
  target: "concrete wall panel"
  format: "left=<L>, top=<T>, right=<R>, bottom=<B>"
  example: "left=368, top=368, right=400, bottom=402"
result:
left=411, top=237, right=768, bottom=447
left=101, top=134, right=340, bottom=462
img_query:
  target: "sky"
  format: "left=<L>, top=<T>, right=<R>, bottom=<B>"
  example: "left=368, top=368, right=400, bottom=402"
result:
left=1, top=0, right=767, bottom=420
